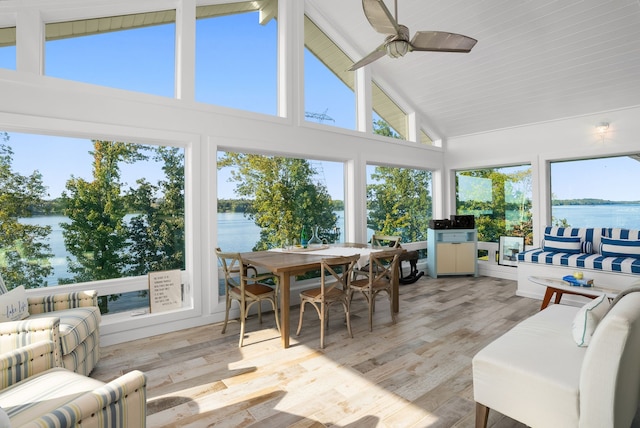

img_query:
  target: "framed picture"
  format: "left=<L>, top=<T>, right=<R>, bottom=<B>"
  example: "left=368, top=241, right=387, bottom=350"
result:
left=498, top=236, right=525, bottom=267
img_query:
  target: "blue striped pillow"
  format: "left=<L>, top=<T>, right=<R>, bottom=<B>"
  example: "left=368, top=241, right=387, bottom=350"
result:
left=600, top=237, right=640, bottom=258
left=543, top=234, right=582, bottom=254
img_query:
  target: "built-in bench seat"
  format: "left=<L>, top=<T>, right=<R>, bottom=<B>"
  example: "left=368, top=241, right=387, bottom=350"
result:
left=517, top=226, right=640, bottom=302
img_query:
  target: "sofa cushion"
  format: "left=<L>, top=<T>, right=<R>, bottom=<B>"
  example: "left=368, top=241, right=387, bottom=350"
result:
left=0, top=286, right=29, bottom=322
left=473, top=304, right=585, bottom=428
left=604, top=228, right=640, bottom=240
left=0, top=367, right=104, bottom=427
left=518, top=249, right=640, bottom=274
left=572, top=294, right=609, bottom=347
left=600, top=237, right=640, bottom=259
left=27, top=307, right=100, bottom=355
left=543, top=234, right=582, bottom=254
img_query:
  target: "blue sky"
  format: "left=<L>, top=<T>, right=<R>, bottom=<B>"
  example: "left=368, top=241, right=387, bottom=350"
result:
left=2, top=11, right=640, bottom=202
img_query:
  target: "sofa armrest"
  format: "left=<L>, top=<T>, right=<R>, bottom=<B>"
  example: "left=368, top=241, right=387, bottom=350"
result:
left=0, top=340, right=56, bottom=389
left=0, top=317, right=63, bottom=368
left=27, top=290, right=98, bottom=314
left=23, top=370, right=148, bottom=428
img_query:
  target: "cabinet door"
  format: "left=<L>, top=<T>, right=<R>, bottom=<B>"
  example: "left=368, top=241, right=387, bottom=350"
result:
left=456, top=242, right=476, bottom=272
left=436, top=243, right=457, bottom=274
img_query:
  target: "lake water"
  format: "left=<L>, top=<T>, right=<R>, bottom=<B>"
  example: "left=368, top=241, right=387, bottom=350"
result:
left=19, top=211, right=346, bottom=285
left=552, top=204, right=640, bottom=229
left=18, top=205, right=640, bottom=285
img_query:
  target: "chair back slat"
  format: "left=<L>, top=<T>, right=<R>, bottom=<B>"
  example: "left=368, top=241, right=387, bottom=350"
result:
left=369, top=248, right=403, bottom=283
left=371, top=234, right=401, bottom=248
left=321, top=254, right=360, bottom=296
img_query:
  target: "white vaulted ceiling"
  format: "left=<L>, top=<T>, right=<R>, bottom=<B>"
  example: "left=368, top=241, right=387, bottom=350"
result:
left=307, top=0, right=640, bottom=139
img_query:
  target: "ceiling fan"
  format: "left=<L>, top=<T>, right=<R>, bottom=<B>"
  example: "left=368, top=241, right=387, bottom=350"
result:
left=348, top=0, right=477, bottom=71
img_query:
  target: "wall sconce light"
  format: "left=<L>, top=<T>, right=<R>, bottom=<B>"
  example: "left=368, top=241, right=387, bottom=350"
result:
left=596, top=122, right=609, bottom=141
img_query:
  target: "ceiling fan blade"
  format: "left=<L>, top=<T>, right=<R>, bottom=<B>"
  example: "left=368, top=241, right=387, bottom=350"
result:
left=362, top=0, right=400, bottom=35
left=348, top=46, right=387, bottom=71
left=410, top=31, right=477, bottom=53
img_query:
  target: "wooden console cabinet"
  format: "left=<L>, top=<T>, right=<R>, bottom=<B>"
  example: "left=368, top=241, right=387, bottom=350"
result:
left=427, top=228, right=478, bottom=278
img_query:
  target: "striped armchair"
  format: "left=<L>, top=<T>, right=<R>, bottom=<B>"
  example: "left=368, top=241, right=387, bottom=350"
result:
left=0, top=340, right=147, bottom=427
left=0, top=277, right=101, bottom=376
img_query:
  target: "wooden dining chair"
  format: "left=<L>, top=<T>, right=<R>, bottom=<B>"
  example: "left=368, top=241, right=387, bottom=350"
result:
left=350, top=248, right=403, bottom=331
left=296, top=254, right=360, bottom=349
left=371, top=234, right=402, bottom=249
left=216, top=248, right=280, bottom=347
left=353, top=233, right=401, bottom=280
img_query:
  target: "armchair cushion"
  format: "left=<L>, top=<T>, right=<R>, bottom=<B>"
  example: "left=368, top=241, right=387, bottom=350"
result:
left=27, top=307, right=100, bottom=355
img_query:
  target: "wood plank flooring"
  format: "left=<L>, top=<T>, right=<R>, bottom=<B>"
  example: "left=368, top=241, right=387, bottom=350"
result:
left=92, top=276, right=539, bottom=427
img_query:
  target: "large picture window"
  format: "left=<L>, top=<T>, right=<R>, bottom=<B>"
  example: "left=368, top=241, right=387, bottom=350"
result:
left=196, top=4, right=277, bottom=115
left=550, top=155, right=640, bottom=228
left=456, top=165, right=532, bottom=244
left=304, top=16, right=356, bottom=130
left=217, top=151, right=345, bottom=295
left=0, top=131, right=185, bottom=313
left=44, top=11, right=176, bottom=96
left=366, top=164, right=432, bottom=245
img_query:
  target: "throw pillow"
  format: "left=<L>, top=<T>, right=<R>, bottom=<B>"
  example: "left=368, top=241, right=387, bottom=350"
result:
left=572, top=294, right=609, bottom=347
left=543, top=234, right=582, bottom=254
left=0, top=285, right=30, bottom=322
left=600, top=237, right=640, bottom=258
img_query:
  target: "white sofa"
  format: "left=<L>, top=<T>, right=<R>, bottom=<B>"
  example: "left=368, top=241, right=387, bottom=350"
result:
left=472, top=289, right=640, bottom=427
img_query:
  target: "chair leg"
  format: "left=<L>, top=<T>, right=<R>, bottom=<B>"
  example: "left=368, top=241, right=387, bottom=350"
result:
left=238, top=302, right=246, bottom=347
left=343, top=301, right=353, bottom=338
left=271, top=298, right=281, bottom=333
left=221, top=294, right=231, bottom=334
left=475, top=403, right=490, bottom=428
left=320, top=303, right=325, bottom=349
left=296, top=301, right=306, bottom=336
left=368, top=293, right=374, bottom=332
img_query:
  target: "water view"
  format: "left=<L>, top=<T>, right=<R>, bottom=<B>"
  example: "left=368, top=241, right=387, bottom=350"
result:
left=552, top=204, right=640, bottom=229
left=19, top=211, right=346, bottom=285
left=17, top=205, right=640, bottom=287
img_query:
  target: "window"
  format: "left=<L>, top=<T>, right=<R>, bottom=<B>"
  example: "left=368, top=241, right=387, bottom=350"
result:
left=0, top=25, right=16, bottom=70
left=196, top=3, right=277, bottom=115
left=550, top=155, right=640, bottom=229
left=372, top=82, right=407, bottom=140
left=44, top=11, right=176, bottom=96
left=217, top=151, right=345, bottom=294
left=0, top=131, right=185, bottom=314
left=304, top=16, right=356, bottom=130
left=456, top=165, right=532, bottom=244
left=420, top=129, right=433, bottom=146
left=366, top=164, right=432, bottom=245
left=217, top=151, right=344, bottom=252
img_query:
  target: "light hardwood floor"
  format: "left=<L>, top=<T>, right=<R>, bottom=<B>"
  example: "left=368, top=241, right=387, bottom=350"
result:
left=92, top=276, right=539, bottom=427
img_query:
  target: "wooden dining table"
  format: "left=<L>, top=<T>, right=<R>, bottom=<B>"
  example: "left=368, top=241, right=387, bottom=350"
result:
left=241, top=243, right=400, bottom=348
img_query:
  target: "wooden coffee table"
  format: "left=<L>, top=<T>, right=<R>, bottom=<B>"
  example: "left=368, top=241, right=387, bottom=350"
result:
left=528, top=276, right=619, bottom=310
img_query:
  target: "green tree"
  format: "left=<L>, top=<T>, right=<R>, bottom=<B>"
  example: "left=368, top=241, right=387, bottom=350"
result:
left=127, top=146, right=185, bottom=275
left=367, top=167, right=432, bottom=243
left=0, top=132, right=53, bottom=288
left=218, top=153, right=337, bottom=250
left=367, top=119, right=431, bottom=244
left=60, top=141, right=144, bottom=283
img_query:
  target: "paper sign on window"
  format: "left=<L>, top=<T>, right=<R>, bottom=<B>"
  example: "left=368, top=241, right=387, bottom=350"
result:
left=149, top=269, right=182, bottom=313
